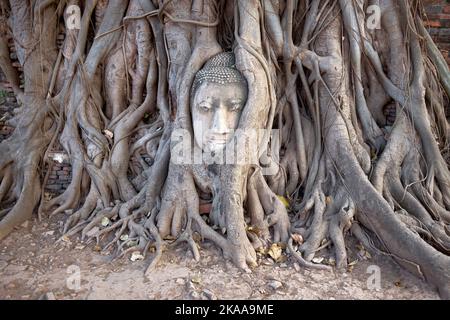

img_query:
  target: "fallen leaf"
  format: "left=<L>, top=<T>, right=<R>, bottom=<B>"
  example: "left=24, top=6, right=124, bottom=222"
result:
left=256, top=247, right=267, bottom=255
left=370, top=148, right=377, bottom=160
left=163, top=235, right=176, bottom=241
left=101, top=217, right=110, bottom=227
left=193, top=232, right=202, bottom=242
left=348, top=260, right=358, bottom=266
left=130, top=251, right=144, bottom=262
left=291, top=233, right=304, bottom=244
left=327, top=257, right=336, bottom=266
left=267, top=243, right=282, bottom=262
left=325, top=196, right=332, bottom=205
left=119, top=234, right=129, bottom=241
left=247, top=226, right=262, bottom=237
left=127, top=240, right=138, bottom=247
left=277, top=195, right=290, bottom=208
left=103, top=129, right=114, bottom=139
left=312, top=257, right=324, bottom=264
left=191, top=276, right=201, bottom=284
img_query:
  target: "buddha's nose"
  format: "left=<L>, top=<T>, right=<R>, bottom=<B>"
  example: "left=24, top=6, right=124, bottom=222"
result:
left=211, top=107, right=229, bottom=134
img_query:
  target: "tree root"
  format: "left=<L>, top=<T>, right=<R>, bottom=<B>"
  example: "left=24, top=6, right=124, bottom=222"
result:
left=1, top=0, right=450, bottom=300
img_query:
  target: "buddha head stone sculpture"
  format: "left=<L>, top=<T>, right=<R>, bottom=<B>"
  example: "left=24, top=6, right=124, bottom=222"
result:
left=191, top=52, right=248, bottom=153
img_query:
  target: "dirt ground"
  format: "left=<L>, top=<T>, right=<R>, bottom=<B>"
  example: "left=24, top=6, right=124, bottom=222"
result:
left=0, top=215, right=440, bottom=300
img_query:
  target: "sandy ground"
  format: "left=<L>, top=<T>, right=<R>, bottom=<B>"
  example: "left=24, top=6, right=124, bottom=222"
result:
left=0, top=215, right=440, bottom=300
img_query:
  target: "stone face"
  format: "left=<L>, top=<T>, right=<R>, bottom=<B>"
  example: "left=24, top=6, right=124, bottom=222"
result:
left=191, top=52, right=248, bottom=154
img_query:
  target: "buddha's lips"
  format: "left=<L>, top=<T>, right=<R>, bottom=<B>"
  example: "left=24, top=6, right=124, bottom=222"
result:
left=209, top=139, right=227, bottom=144
left=207, top=135, right=229, bottom=144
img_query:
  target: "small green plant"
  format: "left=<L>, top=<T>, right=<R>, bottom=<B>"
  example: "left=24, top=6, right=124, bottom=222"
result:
left=0, top=89, right=7, bottom=105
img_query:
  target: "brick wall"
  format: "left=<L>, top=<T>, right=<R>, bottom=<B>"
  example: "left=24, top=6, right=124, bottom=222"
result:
left=0, top=92, right=16, bottom=140
left=423, top=0, right=450, bottom=65
left=45, top=152, right=72, bottom=193
left=0, top=33, right=20, bottom=141
left=382, top=1, right=450, bottom=125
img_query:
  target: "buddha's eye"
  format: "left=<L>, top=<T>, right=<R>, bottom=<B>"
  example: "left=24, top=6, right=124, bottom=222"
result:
left=229, top=102, right=242, bottom=112
left=197, top=103, right=211, bottom=112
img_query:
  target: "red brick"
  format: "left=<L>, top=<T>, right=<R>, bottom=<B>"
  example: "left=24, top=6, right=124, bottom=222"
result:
left=425, top=20, right=442, bottom=28
left=426, top=13, right=450, bottom=20
left=199, top=202, right=212, bottom=214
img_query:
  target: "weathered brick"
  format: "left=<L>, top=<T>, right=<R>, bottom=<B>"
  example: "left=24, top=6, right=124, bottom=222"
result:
left=46, top=185, right=62, bottom=191
left=426, top=13, right=450, bottom=20
left=425, top=20, right=442, bottom=28
left=427, top=5, right=443, bottom=14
